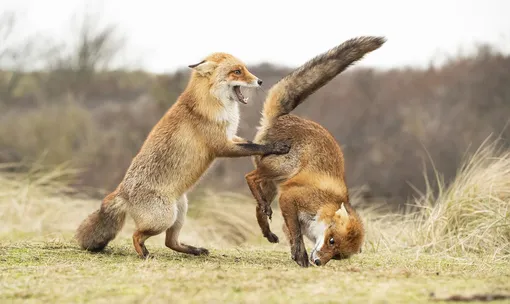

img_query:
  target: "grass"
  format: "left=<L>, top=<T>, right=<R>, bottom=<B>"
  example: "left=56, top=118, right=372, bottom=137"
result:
left=393, top=138, right=510, bottom=256
left=1, top=138, right=509, bottom=303
left=1, top=242, right=509, bottom=304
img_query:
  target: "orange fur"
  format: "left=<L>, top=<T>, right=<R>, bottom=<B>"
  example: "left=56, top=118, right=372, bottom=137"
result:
left=246, top=36, right=386, bottom=267
left=76, top=52, right=290, bottom=258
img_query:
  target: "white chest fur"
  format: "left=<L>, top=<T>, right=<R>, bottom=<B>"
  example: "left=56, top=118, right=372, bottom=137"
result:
left=216, top=102, right=240, bottom=140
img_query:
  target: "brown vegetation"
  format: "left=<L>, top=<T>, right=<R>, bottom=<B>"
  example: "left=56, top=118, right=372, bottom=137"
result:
left=0, top=12, right=509, bottom=207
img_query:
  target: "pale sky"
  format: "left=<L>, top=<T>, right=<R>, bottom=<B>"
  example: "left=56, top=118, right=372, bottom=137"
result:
left=2, top=0, right=510, bottom=72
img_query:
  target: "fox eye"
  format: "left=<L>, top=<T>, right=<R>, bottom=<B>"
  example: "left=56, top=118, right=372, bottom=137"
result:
left=329, top=237, right=335, bottom=245
left=233, top=69, right=242, bottom=75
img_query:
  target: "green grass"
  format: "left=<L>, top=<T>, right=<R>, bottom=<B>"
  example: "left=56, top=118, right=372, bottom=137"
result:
left=1, top=241, right=509, bottom=304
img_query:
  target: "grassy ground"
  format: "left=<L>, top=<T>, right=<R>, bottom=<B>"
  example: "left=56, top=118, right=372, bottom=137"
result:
left=1, top=241, right=509, bottom=304
left=1, top=140, right=509, bottom=303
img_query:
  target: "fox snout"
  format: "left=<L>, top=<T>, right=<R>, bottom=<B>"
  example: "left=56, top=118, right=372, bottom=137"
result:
left=240, top=69, right=262, bottom=88
left=310, top=249, right=323, bottom=266
left=311, top=247, right=348, bottom=266
left=243, top=76, right=262, bottom=88
left=310, top=253, right=331, bottom=267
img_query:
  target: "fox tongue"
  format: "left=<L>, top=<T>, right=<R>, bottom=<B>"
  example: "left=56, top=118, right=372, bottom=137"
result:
left=233, top=86, right=247, bottom=104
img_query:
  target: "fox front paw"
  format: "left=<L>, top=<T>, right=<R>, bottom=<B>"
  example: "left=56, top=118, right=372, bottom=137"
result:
left=267, top=141, right=291, bottom=156
left=292, top=246, right=310, bottom=268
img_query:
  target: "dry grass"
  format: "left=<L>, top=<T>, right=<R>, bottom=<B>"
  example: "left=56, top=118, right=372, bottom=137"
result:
left=0, top=163, right=266, bottom=247
left=366, top=138, right=510, bottom=259
left=0, top=139, right=509, bottom=303
left=410, top=138, right=510, bottom=256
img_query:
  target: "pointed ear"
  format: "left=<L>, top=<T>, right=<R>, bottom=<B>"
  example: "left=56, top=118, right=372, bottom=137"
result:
left=188, top=60, right=205, bottom=68
left=188, top=60, right=216, bottom=76
left=335, top=203, right=349, bottom=222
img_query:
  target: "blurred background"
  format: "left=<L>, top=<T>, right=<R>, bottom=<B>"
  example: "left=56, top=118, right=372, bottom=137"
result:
left=1, top=0, right=509, bottom=207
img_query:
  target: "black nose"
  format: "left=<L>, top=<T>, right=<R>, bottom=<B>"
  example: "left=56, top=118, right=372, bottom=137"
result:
left=257, top=79, right=263, bottom=86
left=314, top=259, right=321, bottom=266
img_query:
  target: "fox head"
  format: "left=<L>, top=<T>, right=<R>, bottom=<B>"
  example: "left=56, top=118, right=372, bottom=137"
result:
left=311, top=203, right=364, bottom=266
left=188, top=52, right=262, bottom=105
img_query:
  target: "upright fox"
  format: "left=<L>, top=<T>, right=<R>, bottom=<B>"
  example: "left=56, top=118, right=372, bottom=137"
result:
left=76, top=53, right=290, bottom=258
left=246, top=36, right=386, bottom=267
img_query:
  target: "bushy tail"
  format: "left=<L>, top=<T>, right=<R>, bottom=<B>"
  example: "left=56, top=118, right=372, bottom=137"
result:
left=262, top=36, right=386, bottom=121
left=75, top=190, right=127, bottom=251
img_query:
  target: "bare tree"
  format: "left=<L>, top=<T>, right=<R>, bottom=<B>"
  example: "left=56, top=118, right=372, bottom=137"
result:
left=0, top=11, right=43, bottom=103
left=41, top=13, right=127, bottom=100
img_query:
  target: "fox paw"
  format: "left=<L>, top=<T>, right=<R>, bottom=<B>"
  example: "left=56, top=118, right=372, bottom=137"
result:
left=138, top=254, right=154, bottom=260
left=293, top=254, right=310, bottom=268
left=189, top=246, right=210, bottom=256
left=270, top=141, right=291, bottom=155
left=265, top=232, right=279, bottom=243
left=292, top=246, right=310, bottom=268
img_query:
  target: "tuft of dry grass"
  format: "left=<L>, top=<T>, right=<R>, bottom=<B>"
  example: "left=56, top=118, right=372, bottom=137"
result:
left=0, top=162, right=82, bottom=237
left=396, top=138, right=510, bottom=258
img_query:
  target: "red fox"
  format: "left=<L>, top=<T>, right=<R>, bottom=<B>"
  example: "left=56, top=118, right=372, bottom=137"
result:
left=76, top=52, right=290, bottom=258
left=245, top=36, right=386, bottom=267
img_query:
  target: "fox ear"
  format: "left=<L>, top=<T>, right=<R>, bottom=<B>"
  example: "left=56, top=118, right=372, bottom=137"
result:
left=335, top=203, right=349, bottom=222
left=188, top=60, right=216, bottom=76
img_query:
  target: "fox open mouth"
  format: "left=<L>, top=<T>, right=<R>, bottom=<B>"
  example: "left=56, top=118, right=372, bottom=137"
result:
left=233, top=86, right=248, bottom=104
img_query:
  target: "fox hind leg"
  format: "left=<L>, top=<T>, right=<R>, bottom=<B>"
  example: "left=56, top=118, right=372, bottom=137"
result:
left=245, top=170, right=276, bottom=219
left=130, top=190, right=176, bottom=259
left=246, top=170, right=279, bottom=243
left=165, top=194, right=209, bottom=256
left=133, top=230, right=155, bottom=259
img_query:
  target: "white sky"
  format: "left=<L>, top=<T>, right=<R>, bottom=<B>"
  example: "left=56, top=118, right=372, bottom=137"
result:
left=2, top=0, right=510, bottom=73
